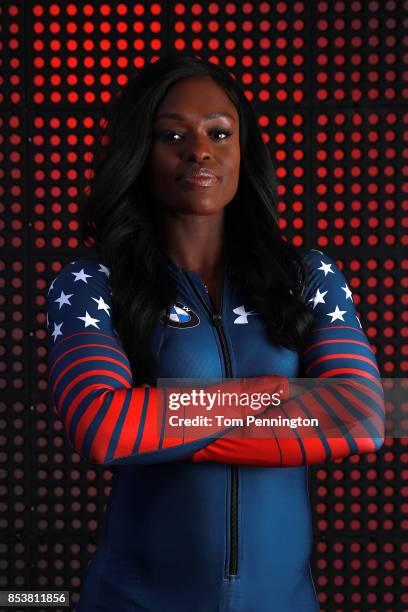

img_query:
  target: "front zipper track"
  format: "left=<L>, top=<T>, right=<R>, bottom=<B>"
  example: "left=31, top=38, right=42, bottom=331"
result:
left=182, top=272, right=238, bottom=577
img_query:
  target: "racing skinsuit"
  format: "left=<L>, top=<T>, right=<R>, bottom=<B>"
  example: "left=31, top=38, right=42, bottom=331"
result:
left=46, top=247, right=384, bottom=612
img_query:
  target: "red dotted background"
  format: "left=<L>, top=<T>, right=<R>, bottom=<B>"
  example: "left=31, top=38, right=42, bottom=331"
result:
left=0, top=2, right=407, bottom=611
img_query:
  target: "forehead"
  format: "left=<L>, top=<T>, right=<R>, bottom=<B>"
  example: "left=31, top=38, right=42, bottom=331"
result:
left=154, top=76, right=239, bottom=123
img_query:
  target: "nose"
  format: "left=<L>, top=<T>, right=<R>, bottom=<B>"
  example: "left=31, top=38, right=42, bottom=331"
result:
left=185, top=150, right=210, bottom=162
left=182, top=132, right=211, bottom=162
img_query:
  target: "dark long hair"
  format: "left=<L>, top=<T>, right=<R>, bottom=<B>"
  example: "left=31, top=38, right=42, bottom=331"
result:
left=79, top=53, right=314, bottom=385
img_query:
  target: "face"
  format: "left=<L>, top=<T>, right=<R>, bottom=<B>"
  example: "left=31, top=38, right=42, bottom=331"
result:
left=145, top=75, right=240, bottom=217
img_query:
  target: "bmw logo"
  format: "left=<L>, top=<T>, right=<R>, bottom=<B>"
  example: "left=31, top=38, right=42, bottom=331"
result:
left=163, top=302, right=200, bottom=329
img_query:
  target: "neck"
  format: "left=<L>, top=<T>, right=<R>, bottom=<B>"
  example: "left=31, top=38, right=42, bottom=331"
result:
left=161, top=210, right=225, bottom=278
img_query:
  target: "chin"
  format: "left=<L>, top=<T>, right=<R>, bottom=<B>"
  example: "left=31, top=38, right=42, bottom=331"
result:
left=179, top=203, right=225, bottom=215
left=162, top=197, right=225, bottom=216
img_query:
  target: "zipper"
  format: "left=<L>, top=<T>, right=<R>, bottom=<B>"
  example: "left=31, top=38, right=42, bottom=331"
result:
left=182, top=271, right=238, bottom=577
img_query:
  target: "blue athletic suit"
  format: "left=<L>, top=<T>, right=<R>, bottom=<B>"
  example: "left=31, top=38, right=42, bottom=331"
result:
left=46, top=247, right=385, bottom=612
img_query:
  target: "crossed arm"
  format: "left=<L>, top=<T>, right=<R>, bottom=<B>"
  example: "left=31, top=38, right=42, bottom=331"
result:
left=47, top=254, right=385, bottom=468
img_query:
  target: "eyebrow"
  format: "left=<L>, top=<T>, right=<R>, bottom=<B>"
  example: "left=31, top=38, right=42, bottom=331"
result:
left=155, top=111, right=235, bottom=122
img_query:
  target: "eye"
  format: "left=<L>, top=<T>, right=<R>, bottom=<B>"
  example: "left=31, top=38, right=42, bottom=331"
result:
left=212, top=129, right=232, bottom=140
left=158, top=132, right=182, bottom=142
left=157, top=128, right=232, bottom=142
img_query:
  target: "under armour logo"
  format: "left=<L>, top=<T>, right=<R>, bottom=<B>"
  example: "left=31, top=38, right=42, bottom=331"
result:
left=233, top=305, right=257, bottom=324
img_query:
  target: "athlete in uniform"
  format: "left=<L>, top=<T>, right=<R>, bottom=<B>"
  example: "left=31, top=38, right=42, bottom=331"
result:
left=46, top=55, right=385, bottom=611
left=47, top=248, right=384, bottom=612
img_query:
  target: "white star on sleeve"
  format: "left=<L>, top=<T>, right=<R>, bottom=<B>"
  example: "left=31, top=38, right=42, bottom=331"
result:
left=77, top=311, right=100, bottom=328
left=317, top=260, right=335, bottom=276
left=91, top=296, right=111, bottom=316
left=54, top=290, right=73, bottom=309
left=326, top=305, right=347, bottom=322
left=341, top=284, right=353, bottom=300
left=72, top=268, right=92, bottom=283
left=308, top=288, right=328, bottom=309
left=52, top=321, right=63, bottom=342
left=98, top=263, right=110, bottom=277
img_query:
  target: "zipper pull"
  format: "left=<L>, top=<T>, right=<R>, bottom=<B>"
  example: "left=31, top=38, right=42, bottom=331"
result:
left=212, top=313, right=222, bottom=326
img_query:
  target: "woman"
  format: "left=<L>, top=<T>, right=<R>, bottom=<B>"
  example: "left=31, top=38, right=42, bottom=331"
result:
left=46, top=54, right=385, bottom=612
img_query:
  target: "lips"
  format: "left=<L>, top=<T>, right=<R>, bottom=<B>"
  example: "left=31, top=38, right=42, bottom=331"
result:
left=178, top=175, right=219, bottom=187
left=177, top=167, right=218, bottom=180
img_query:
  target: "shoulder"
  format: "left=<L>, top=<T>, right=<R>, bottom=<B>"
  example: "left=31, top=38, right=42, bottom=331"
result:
left=50, top=258, right=110, bottom=279
left=46, top=259, right=113, bottom=321
left=297, top=248, right=361, bottom=327
left=290, top=247, right=339, bottom=298
left=298, top=247, right=336, bottom=268
left=46, top=259, right=117, bottom=348
left=47, top=258, right=112, bottom=298
left=297, top=247, right=352, bottom=296
left=297, top=248, right=346, bottom=286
